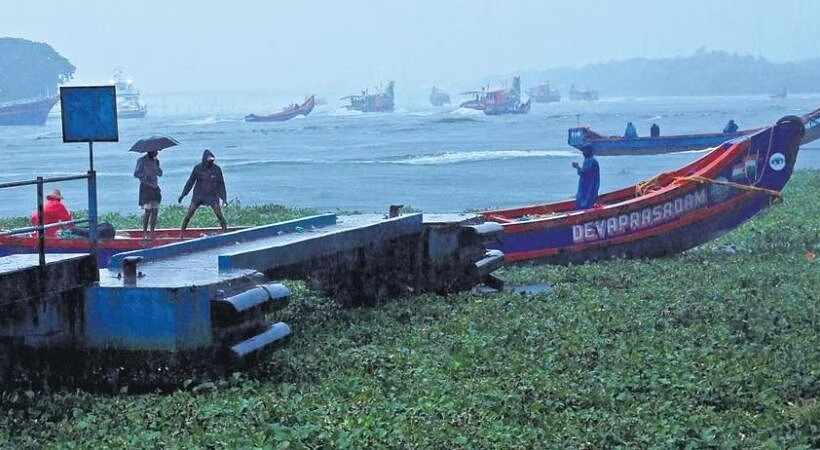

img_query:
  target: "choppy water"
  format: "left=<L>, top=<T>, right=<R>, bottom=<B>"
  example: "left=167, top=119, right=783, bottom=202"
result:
left=0, top=92, right=818, bottom=218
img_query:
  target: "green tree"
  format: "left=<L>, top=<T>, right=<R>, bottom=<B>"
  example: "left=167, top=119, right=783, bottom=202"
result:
left=0, top=37, right=75, bottom=102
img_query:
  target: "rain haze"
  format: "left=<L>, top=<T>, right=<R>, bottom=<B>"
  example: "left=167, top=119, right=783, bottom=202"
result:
left=4, top=0, right=820, bottom=94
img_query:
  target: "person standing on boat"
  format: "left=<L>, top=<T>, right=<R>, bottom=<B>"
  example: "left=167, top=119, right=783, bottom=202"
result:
left=724, top=119, right=739, bottom=133
left=134, top=150, right=163, bottom=237
left=572, top=148, right=600, bottom=210
left=178, top=149, right=228, bottom=234
left=650, top=123, right=660, bottom=138
left=624, top=122, right=638, bottom=139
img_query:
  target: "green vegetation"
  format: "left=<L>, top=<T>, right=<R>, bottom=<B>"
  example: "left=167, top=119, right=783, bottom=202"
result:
left=1, top=171, right=818, bottom=449
left=0, top=38, right=74, bottom=102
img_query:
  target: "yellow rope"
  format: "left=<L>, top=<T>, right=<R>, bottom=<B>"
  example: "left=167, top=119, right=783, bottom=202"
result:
left=635, top=173, right=782, bottom=199
left=673, top=175, right=782, bottom=198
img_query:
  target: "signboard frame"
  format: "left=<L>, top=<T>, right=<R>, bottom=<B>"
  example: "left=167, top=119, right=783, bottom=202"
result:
left=60, top=85, right=119, bottom=143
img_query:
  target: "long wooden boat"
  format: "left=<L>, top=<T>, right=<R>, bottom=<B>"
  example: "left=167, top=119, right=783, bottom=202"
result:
left=245, top=96, right=315, bottom=122
left=0, top=227, right=241, bottom=266
left=569, top=107, right=820, bottom=157
left=482, top=115, right=805, bottom=264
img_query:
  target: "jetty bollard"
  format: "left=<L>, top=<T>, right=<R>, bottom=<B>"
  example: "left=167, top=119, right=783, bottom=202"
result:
left=121, top=256, right=143, bottom=285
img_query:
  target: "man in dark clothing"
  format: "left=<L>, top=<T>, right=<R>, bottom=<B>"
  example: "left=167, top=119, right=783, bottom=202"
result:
left=572, top=147, right=600, bottom=209
left=178, top=149, right=228, bottom=234
left=723, top=119, right=739, bottom=134
left=134, top=150, right=162, bottom=236
left=650, top=123, right=660, bottom=138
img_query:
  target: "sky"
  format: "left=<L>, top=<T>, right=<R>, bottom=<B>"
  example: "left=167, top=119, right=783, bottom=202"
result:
left=3, top=0, right=819, bottom=95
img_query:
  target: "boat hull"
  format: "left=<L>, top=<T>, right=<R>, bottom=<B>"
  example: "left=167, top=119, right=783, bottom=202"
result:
left=118, top=107, right=147, bottom=119
left=0, top=227, right=239, bottom=266
left=0, top=96, right=58, bottom=126
left=568, top=128, right=753, bottom=156
left=246, top=96, right=315, bottom=122
left=485, top=116, right=804, bottom=264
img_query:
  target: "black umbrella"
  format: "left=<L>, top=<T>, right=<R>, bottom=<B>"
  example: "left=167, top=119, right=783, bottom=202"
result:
left=129, top=136, right=179, bottom=153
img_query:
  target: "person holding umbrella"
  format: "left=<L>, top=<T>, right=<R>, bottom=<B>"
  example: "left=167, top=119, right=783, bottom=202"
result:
left=178, top=149, right=228, bottom=234
left=131, top=136, right=179, bottom=238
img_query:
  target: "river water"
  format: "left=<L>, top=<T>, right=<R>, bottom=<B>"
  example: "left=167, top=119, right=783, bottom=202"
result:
left=0, top=92, right=817, bottom=217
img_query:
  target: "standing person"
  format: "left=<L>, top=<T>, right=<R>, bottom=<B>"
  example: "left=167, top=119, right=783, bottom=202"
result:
left=30, top=189, right=72, bottom=238
left=723, top=119, right=739, bottom=134
left=178, top=149, right=228, bottom=234
left=650, top=123, right=660, bottom=138
left=624, top=122, right=638, bottom=139
left=134, top=150, right=162, bottom=237
left=572, top=148, right=600, bottom=210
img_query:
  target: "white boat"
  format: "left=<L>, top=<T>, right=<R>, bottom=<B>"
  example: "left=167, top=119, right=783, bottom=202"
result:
left=112, top=69, right=147, bottom=119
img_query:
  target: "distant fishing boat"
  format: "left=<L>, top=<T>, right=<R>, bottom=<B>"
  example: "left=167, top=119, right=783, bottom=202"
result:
left=341, top=82, right=394, bottom=112
left=0, top=95, right=58, bottom=126
left=568, top=107, right=820, bottom=156
left=460, top=77, right=530, bottom=115
left=245, top=96, right=316, bottom=122
left=569, top=84, right=598, bottom=101
left=527, top=82, right=561, bottom=103
left=113, top=69, right=147, bottom=119
left=771, top=87, right=787, bottom=99
left=429, top=87, right=451, bottom=106
left=482, top=115, right=805, bottom=264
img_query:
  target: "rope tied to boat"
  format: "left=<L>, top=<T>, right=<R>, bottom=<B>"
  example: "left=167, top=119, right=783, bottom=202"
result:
left=635, top=172, right=782, bottom=201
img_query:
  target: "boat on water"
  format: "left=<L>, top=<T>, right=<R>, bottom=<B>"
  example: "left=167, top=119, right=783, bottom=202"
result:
left=569, top=84, right=599, bottom=101
left=429, top=87, right=451, bottom=106
left=245, top=95, right=316, bottom=122
left=112, top=69, right=147, bottom=119
left=527, top=82, right=561, bottom=103
left=0, top=96, right=58, bottom=126
left=460, top=77, right=530, bottom=115
left=341, top=81, right=395, bottom=112
left=568, top=107, right=820, bottom=156
left=481, top=115, right=804, bottom=264
left=0, top=227, right=241, bottom=266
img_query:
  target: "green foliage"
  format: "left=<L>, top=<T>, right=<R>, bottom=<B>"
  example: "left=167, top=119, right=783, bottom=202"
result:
left=0, top=38, right=75, bottom=101
left=1, top=171, right=818, bottom=449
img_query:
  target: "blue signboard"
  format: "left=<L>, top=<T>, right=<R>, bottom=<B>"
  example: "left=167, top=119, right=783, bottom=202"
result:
left=60, top=86, right=119, bottom=143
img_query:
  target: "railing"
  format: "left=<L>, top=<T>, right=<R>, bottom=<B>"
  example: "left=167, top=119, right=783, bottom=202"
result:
left=0, top=172, right=98, bottom=270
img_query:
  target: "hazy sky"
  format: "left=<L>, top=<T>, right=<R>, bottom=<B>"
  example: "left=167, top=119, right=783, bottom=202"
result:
left=4, top=0, right=819, bottom=94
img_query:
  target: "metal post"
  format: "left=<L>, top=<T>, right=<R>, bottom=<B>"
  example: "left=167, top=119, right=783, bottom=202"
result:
left=36, top=176, right=45, bottom=269
left=87, top=169, right=98, bottom=260
left=88, top=141, right=94, bottom=172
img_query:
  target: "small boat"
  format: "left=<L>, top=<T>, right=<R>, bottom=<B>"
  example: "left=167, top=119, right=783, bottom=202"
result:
left=569, top=84, right=598, bottom=101
left=341, top=82, right=394, bottom=112
left=0, top=96, right=58, bottom=126
left=458, top=91, right=487, bottom=110
left=429, top=87, right=451, bottom=106
left=527, top=82, right=561, bottom=103
left=245, top=96, right=316, bottom=122
left=0, top=227, right=241, bottom=266
left=112, top=69, right=148, bottom=119
left=481, top=115, right=804, bottom=264
left=569, top=107, right=820, bottom=156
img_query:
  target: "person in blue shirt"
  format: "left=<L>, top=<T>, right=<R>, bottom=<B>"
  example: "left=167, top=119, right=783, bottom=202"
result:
left=723, top=119, right=739, bottom=133
left=624, top=122, right=638, bottom=138
left=572, top=147, right=600, bottom=209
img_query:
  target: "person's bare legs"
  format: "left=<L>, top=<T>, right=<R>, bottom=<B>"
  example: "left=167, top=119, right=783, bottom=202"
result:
left=210, top=202, right=228, bottom=231
left=180, top=203, right=199, bottom=238
left=148, top=208, right=159, bottom=235
left=142, top=209, right=150, bottom=233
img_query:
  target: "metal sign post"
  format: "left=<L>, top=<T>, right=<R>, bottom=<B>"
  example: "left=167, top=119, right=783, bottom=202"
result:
left=60, top=86, right=118, bottom=263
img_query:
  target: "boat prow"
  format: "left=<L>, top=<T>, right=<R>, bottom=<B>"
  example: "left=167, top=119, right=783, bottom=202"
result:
left=245, top=95, right=316, bottom=122
left=483, top=115, right=805, bottom=264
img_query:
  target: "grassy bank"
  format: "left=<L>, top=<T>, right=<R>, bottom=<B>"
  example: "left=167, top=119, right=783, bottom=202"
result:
left=1, top=170, right=818, bottom=449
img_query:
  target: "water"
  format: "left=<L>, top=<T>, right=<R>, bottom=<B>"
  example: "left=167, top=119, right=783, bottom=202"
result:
left=0, top=92, right=818, bottom=218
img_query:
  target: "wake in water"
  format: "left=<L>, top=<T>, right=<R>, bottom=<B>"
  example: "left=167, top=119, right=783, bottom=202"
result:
left=364, top=149, right=577, bottom=166
left=176, top=116, right=239, bottom=126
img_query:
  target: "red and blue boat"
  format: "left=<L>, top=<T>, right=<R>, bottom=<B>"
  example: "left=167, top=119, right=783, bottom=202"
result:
left=245, top=95, right=316, bottom=122
left=482, top=115, right=805, bottom=264
left=0, top=227, right=239, bottom=266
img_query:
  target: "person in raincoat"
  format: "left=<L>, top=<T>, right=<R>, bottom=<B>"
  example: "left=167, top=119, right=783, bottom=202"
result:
left=178, top=149, right=227, bottom=234
left=30, top=189, right=72, bottom=238
left=134, top=150, right=163, bottom=236
left=572, top=147, right=600, bottom=210
left=624, top=122, right=638, bottom=139
left=723, top=119, right=739, bottom=133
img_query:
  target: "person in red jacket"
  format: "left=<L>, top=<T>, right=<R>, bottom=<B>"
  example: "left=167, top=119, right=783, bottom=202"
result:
left=30, top=189, right=72, bottom=238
